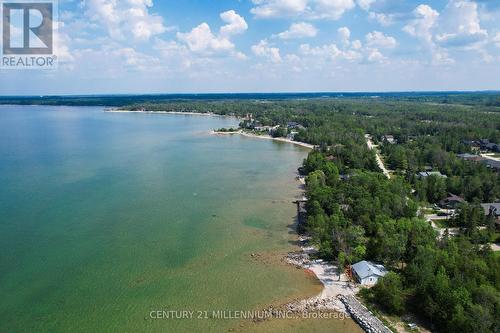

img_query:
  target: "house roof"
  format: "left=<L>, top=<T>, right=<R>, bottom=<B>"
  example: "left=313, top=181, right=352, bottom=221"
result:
left=418, top=171, right=447, bottom=178
left=457, top=153, right=475, bottom=158
left=481, top=203, right=500, bottom=216
left=457, top=153, right=486, bottom=162
left=352, top=261, right=388, bottom=279
left=441, top=194, right=465, bottom=203
left=482, top=159, right=500, bottom=170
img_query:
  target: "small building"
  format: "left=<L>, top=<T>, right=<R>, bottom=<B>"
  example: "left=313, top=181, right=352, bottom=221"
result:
left=439, top=194, right=465, bottom=209
left=481, top=203, right=500, bottom=220
left=482, top=159, right=500, bottom=172
left=485, top=143, right=500, bottom=153
left=287, top=130, right=299, bottom=140
left=254, top=125, right=280, bottom=134
left=479, top=140, right=500, bottom=152
left=457, top=153, right=485, bottom=162
left=418, top=171, right=447, bottom=179
left=383, top=135, right=396, bottom=144
left=480, top=139, right=490, bottom=147
left=351, top=261, right=388, bottom=286
left=462, top=140, right=481, bottom=150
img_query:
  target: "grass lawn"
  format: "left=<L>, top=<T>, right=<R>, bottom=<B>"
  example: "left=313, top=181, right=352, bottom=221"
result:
left=432, top=219, right=451, bottom=229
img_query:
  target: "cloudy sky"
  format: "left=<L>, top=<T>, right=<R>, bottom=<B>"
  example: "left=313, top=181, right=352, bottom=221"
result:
left=1, top=0, right=500, bottom=95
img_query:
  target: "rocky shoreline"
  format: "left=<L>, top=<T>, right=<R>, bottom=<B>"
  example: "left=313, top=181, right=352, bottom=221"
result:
left=284, top=238, right=394, bottom=333
left=283, top=238, right=359, bottom=315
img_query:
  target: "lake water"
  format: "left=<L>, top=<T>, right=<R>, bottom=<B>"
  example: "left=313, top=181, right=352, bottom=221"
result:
left=0, top=106, right=361, bottom=332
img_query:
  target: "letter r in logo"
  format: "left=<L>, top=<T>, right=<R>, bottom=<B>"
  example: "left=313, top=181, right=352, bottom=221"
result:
left=2, top=2, right=53, bottom=54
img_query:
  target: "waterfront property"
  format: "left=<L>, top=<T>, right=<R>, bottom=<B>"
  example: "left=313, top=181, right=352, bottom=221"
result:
left=351, top=261, right=388, bottom=286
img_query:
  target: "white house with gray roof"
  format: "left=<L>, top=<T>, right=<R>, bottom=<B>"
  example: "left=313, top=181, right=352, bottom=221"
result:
left=351, top=261, right=388, bottom=286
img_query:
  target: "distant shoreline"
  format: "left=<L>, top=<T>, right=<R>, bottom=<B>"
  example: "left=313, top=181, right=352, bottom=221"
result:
left=104, top=109, right=231, bottom=117
left=105, top=110, right=315, bottom=149
left=212, top=130, right=315, bottom=150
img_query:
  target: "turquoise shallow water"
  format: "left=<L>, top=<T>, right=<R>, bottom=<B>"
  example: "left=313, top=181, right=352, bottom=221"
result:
left=0, top=106, right=360, bottom=333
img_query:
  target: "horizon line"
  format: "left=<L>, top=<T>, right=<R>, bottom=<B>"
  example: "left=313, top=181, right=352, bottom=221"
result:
left=1, top=90, right=499, bottom=98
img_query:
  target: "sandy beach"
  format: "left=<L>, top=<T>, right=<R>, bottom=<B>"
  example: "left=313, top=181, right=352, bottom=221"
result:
left=286, top=244, right=359, bottom=314
left=213, top=130, right=316, bottom=150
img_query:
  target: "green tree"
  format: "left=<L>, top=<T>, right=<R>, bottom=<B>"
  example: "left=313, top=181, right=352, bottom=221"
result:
left=373, top=272, right=406, bottom=315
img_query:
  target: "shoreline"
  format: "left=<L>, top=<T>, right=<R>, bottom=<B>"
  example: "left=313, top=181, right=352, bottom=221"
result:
left=101, top=110, right=353, bottom=327
left=285, top=241, right=359, bottom=315
left=212, top=130, right=316, bottom=150
left=105, top=110, right=314, bottom=150
left=104, top=109, right=237, bottom=118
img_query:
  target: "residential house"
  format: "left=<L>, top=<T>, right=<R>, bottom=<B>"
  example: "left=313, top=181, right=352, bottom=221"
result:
left=481, top=203, right=500, bottom=220
left=439, top=194, right=465, bottom=209
left=486, top=143, right=500, bottom=153
left=383, top=135, right=396, bottom=144
left=287, top=130, right=299, bottom=140
left=482, top=159, right=500, bottom=172
left=418, top=171, right=447, bottom=179
left=351, top=261, right=388, bottom=286
left=255, top=125, right=280, bottom=134
left=457, top=153, right=485, bottom=162
left=462, top=140, right=481, bottom=151
left=480, top=139, right=500, bottom=152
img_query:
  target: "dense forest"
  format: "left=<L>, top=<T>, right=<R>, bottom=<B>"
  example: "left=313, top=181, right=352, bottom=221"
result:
left=130, top=95, right=499, bottom=332
left=2, top=93, right=500, bottom=332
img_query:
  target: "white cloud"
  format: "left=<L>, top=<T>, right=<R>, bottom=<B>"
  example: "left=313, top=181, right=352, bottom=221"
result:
left=252, top=40, right=282, bottom=62
left=367, top=48, right=385, bottom=62
left=368, top=12, right=394, bottom=26
left=300, top=43, right=341, bottom=59
left=114, top=47, right=161, bottom=69
left=251, top=0, right=356, bottom=20
left=351, top=39, right=362, bottom=49
left=365, top=31, right=397, bottom=48
left=219, top=10, right=248, bottom=37
left=299, top=42, right=363, bottom=62
left=403, top=1, right=491, bottom=65
left=176, top=10, right=247, bottom=57
left=494, top=32, right=500, bottom=47
left=153, top=39, right=204, bottom=71
left=356, top=0, right=375, bottom=11
left=435, top=0, right=488, bottom=48
left=313, top=0, right=356, bottom=20
left=83, top=0, right=166, bottom=41
left=54, top=21, right=74, bottom=64
left=177, top=23, right=234, bottom=53
left=403, top=4, right=439, bottom=43
left=277, top=22, right=318, bottom=39
left=403, top=4, right=452, bottom=65
left=338, top=26, right=351, bottom=45
left=432, top=49, right=455, bottom=65
left=250, top=0, right=308, bottom=18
